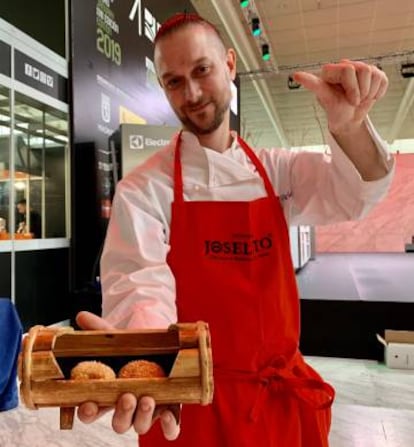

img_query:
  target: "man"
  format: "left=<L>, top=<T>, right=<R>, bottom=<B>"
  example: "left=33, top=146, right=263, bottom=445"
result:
left=16, top=199, right=41, bottom=238
left=76, top=13, right=394, bottom=447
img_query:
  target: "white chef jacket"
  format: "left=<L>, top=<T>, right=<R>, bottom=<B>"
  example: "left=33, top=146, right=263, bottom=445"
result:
left=101, top=121, right=394, bottom=329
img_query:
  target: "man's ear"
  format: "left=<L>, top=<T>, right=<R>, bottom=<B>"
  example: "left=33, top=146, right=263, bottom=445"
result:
left=226, top=48, right=237, bottom=81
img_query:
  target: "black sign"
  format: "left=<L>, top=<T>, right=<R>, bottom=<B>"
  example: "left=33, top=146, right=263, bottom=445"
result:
left=14, top=50, right=67, bottom=102
left=0, top=40, right=11, bottom=77
left=71, top=0, right=198, bottom=147
left=71, top=0, right=197, bottom=222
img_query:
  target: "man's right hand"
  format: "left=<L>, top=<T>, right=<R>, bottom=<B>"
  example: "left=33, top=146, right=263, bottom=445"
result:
left=75, top=311, right=181, bottom=440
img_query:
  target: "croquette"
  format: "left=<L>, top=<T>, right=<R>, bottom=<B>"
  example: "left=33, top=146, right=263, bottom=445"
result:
left=70, top=361, right=116, bottom=380
left=118, top=360, right=166, bottom=378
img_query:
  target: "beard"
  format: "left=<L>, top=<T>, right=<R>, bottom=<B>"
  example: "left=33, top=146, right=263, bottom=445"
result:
left=177, top=92, right=231, bottom=135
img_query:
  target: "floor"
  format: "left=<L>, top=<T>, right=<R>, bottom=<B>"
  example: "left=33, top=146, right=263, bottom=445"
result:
left=1, top=356, right=413, bottom=447
left=308, top=356, right=414, bottom=447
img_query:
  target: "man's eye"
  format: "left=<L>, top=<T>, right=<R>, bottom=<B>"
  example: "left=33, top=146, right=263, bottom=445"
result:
left=197, top=65, right=210, bottom=75
left=166, top=79, right=181, bottom=89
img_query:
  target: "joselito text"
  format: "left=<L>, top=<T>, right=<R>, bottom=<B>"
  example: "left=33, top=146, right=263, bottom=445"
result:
left=205, top=235, right=273, bottom=257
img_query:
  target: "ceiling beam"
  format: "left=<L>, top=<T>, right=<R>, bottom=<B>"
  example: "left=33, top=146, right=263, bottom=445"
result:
left=388, top=78, right=414, bottom=143
left=207, top=0, right=289, bottom=148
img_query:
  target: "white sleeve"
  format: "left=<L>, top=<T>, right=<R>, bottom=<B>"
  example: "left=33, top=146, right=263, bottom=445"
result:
left=263, top=119, right=395, bottom=226
left=100, top=178, right=177, bottom=330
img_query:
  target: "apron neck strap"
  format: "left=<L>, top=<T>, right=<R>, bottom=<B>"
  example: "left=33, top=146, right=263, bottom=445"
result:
left=174, top=131, right=185, bottom=204
left=173, top=132, right=277, bottom=202
left=236, top=135, right=277, bottom=200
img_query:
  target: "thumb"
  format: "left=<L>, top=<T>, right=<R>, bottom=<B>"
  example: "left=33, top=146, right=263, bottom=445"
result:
left=76, top=311, right=114, bottom=330
left=292, top=71, right=324, bottom=94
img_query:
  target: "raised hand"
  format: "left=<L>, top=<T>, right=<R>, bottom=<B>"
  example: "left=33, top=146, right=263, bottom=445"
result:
left=293, top=60, right=388, bottom=135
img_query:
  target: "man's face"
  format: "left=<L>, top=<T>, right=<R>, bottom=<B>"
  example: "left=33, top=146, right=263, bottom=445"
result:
left=17, top=204, right=25, bottom=214
left=155, top=24, right=236, bottom=135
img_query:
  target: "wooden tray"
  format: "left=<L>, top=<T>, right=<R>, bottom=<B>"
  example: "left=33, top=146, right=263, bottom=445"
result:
left=18, top=321, right=213, bottom=429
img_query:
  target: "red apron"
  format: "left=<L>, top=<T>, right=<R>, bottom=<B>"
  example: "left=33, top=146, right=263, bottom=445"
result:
left=140, top=134, right=334, bottom=447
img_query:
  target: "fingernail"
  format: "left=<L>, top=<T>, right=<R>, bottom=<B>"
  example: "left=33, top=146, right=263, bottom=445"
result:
left=122, top=400, right=134, bottom=412
left=140, top=401, right=151, bottom=412
left=84, top=406, right=95, bottom=417
left=162, top=413, right=171, bottom=423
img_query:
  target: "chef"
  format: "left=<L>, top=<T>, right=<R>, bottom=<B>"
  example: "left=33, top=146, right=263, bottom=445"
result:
left=76, top=12, right=394, bottom=447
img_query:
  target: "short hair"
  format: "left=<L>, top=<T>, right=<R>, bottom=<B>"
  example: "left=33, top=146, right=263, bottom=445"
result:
left=17, top=199, right=26, bottom=206
left=154, top=12, right=225, bottom=48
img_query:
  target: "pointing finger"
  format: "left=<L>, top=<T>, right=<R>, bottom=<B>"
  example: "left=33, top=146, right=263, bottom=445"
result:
left=292, top=71, right=323, bottom=93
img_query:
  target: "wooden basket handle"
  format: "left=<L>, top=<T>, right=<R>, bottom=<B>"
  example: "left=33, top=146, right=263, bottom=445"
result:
left=197, top=321, right=213, bottom=405
left=21, top=325, right=43, bottom=409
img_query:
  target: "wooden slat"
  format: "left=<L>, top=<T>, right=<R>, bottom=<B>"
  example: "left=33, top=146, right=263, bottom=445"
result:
left=31, top=377, right=202, bottom=407
left=32, top=329, right=58, bottom=352
left=175, top=324, right=200, bottom=348
left=32, top=327, right=73, bottom=352
left=53, top=330, right=180, bottom=357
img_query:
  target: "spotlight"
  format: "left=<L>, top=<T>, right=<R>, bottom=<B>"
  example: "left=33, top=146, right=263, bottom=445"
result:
left=287, top=75, right=301, bottom=90
left=262, top=44, right=270, bottom=61
left=251, top=18, right=261, bottom=36
left=240, top=0, right=249, bottom=7
left=400, top=63, right=414, bottom=78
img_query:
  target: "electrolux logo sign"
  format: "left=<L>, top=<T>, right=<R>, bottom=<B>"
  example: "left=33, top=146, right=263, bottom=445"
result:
left=129, top=134, right=144, bottom=150
left=129, top=134, right=169, bottom=150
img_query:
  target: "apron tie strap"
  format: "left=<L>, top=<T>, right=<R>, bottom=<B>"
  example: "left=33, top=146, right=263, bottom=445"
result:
left=250, top=365, right=335, bottom=422
left=215, top=360, right=335, bottom=423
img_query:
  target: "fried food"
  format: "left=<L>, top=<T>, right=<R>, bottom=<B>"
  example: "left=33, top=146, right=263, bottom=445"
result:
left=118, top=360, right=166, bottom=378
left=70, top=361, right=116, bottom=380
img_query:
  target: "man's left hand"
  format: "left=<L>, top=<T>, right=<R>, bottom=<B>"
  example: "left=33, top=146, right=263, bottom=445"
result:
left=293, top=60, right=388, bottom=135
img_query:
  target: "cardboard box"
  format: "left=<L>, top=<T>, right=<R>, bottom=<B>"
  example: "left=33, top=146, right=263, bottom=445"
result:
left=376, top=330, right=414, bottom=369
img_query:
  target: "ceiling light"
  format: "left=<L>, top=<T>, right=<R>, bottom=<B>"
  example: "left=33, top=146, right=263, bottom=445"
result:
left=262, top=44, right=270, bottom=61
left=287, top=75, right=301, bottom=90
left=400, top=63, right=414, bottom=78
left=251, top=18, right=261, bottom=36
left=14, top=181, right=26, bottom=191
left=240, top=0, right=250, bottom=7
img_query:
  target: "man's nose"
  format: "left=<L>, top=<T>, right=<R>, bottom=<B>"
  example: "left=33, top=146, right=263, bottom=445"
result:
left=184, top=80, right=202, bottom=103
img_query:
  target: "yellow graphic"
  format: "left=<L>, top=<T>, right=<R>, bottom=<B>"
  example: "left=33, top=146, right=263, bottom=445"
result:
left=119, top=105, right=147, bottom=124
